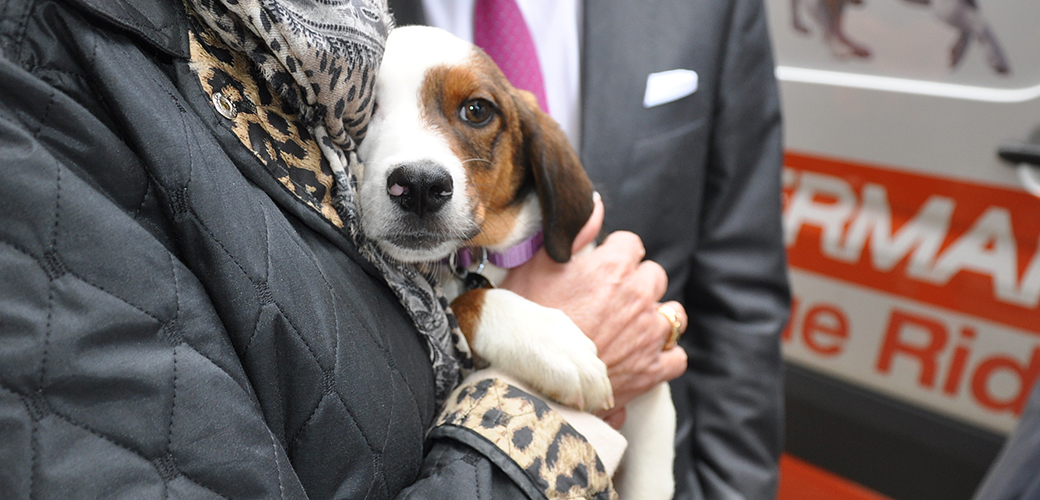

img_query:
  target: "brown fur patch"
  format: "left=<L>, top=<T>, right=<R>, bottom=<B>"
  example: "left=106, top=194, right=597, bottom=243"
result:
left=514, top=91, right=594, bottom=262
left=449, top=288, right=487, bottom=348
left=418, top=53, right=531, bottom=248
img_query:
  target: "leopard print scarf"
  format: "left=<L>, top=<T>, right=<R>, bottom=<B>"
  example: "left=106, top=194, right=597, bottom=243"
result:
left=187, top=0, right=471, bottom=403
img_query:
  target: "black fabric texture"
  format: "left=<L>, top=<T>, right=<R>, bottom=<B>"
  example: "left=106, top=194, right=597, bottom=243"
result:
left=399, top=427, right=546, bottom=500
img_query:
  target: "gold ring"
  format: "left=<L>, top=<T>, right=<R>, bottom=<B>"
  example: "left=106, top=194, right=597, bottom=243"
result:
left=657, top=304, right=683, bottom=350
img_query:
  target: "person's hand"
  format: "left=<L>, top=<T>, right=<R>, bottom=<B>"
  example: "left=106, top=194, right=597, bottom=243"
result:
left=500, top=197, right=688, bottom=426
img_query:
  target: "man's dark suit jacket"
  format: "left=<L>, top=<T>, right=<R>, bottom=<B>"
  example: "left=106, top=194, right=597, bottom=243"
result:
left=972, top=380, right=1040, bottom=500
left=389, top=2, right=792, bottom=499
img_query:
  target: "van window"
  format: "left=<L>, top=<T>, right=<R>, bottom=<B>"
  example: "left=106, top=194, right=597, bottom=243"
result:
left=771, top=1, right=1040, bottom=98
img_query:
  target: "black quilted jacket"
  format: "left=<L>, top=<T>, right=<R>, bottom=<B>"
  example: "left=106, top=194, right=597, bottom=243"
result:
left=0, top=0, right=567, bottom=498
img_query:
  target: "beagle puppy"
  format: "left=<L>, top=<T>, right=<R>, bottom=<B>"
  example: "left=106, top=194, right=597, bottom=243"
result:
left=357, top=26, right=676, bottom=499
left=356, top=25, right=611, bottom=412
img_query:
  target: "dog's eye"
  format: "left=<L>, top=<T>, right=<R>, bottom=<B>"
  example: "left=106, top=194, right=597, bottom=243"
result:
left=459, top=99, right=495, bottom=126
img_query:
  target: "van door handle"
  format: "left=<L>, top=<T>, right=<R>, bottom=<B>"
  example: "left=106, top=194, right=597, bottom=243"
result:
left=998, top=142, right=1040, bottom=198
left=998, top=142, right=1040, bottom=166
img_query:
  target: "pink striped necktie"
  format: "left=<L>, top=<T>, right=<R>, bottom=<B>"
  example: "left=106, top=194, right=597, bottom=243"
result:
left=472, top=0, right=550, bottom=112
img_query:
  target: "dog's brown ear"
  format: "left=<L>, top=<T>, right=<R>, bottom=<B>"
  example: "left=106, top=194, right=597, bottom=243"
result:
left=515, top=90, right=594, bottom=263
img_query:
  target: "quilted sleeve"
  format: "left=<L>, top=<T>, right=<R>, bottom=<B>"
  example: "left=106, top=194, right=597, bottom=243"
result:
left=0, top=53, right=307, bottom=499
left=398, top=372, right=623, bottom=500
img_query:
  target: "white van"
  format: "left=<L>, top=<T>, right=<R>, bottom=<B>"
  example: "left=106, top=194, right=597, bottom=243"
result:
left=766, top=0, right=1040, bottom=498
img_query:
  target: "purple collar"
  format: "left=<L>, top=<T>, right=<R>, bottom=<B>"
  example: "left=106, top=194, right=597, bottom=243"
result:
left=452, top=230, right=544, bottom=270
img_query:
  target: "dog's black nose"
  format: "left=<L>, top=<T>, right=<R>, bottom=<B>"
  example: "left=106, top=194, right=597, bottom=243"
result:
left=386, top=163, right=454, bottom=217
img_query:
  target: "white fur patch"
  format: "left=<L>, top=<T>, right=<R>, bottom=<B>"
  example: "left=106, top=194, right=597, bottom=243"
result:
left=357, top=26, right=480, bottom=262
left=615, top=383, right=677, bottom=500
left=470, top=289, right=614, bottom=412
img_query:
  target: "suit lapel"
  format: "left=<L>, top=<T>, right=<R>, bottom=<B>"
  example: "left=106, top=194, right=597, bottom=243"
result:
left=579, top=2, right=649, bottom=187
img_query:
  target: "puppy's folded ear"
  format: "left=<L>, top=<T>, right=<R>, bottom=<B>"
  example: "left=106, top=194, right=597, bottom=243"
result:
left=515, top=90, right=594, bottom=263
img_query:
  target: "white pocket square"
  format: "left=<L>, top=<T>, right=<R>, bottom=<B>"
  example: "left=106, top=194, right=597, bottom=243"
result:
left=643, top=69, right=698, bottom=108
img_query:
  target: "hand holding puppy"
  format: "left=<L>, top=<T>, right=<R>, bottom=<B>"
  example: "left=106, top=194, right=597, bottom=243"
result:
left=501, top=197, right=689, bottom=425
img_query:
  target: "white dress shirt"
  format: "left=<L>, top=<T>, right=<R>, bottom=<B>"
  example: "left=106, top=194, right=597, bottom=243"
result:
left=420, top=0, right=583, bottom=151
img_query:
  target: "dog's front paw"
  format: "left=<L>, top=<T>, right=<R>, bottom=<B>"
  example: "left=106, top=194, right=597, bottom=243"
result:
left=468, top=289, right=614, bottom=412
left=529, top=307, right=614, bottom=412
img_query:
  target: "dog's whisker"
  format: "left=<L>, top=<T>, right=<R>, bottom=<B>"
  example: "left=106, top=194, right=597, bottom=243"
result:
left=461, top=157, right=493, bottom=166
